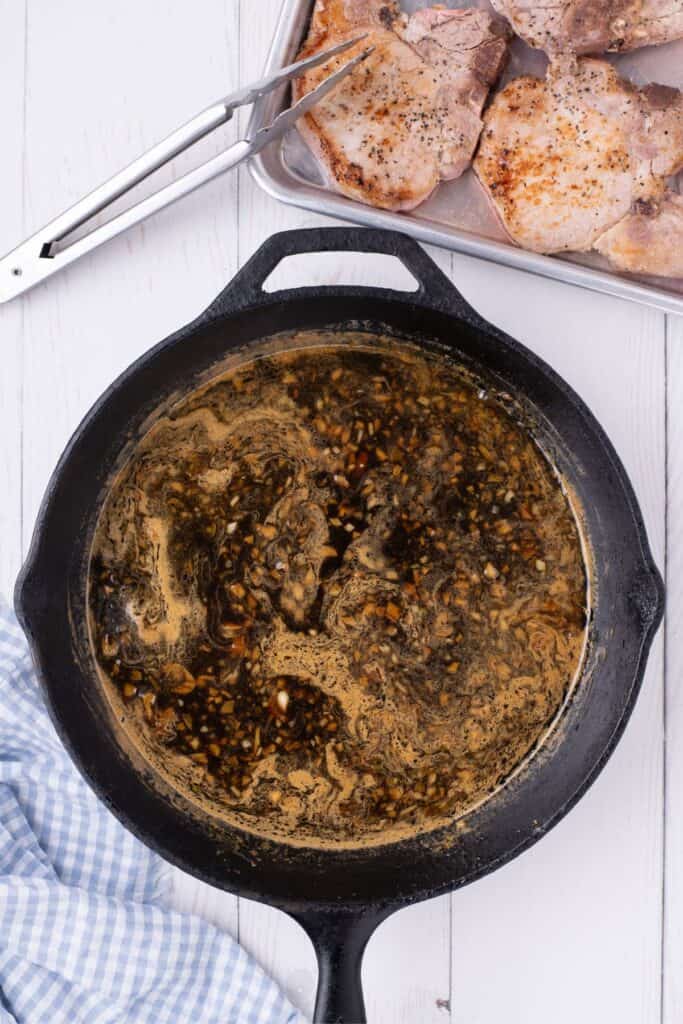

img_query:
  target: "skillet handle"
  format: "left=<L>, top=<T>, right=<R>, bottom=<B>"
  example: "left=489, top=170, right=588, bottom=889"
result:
left=290, top=906, right=391, bottom=1024
left=200, top=226, right=484, bottom=323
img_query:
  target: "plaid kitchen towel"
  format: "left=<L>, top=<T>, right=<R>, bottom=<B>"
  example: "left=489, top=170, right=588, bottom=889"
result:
left=0, top=596, right=304, bottom=1024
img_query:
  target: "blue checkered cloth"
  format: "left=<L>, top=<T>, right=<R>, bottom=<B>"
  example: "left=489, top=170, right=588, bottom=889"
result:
left=0, top=597, right=305, bottom=1024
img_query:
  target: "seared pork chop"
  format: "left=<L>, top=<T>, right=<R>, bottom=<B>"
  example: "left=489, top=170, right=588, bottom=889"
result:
left=596, top=194, right=683, bottom=275
left=490, top=0, right=683, bottom=55
left=474, top=59, right=683, bottom=275
left=293, top=1, right=509, bottom=211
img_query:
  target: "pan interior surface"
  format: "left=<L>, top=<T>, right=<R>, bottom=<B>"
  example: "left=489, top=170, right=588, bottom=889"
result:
left=86, top=329, right=591, bottom=855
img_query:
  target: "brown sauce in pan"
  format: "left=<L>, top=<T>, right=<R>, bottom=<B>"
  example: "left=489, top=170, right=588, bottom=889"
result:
left=89, top=334, right=588, bottom=848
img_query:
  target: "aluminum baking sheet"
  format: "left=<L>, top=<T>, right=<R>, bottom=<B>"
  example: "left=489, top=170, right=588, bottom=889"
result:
left=248, top=0, right=683, bottom=314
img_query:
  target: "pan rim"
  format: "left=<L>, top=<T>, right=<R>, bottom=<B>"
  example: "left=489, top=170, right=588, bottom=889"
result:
left=14, top=259, right=664, bottom=911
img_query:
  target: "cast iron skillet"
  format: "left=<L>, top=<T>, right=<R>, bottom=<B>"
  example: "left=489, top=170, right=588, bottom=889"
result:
left=15, top=228, right=663, bottom=1023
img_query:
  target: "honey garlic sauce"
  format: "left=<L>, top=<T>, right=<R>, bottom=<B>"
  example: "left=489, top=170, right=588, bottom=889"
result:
left=89, top=334, right=588, bottom=848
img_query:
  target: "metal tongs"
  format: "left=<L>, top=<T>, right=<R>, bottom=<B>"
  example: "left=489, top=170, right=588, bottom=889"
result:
left=0, top=38, right=371, bottom=303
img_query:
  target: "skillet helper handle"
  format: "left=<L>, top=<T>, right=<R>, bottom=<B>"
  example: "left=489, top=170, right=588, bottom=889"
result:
left=201, top=226, right=485, bottom=324
left=291, top=907, right=391, bottom=1024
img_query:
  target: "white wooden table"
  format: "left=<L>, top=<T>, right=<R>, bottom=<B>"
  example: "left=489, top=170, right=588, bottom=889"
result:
left=1, top=3, right=681, bottom=1022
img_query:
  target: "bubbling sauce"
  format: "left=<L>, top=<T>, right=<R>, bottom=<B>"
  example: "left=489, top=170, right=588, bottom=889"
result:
left=89, top=334, right=588, bottom=847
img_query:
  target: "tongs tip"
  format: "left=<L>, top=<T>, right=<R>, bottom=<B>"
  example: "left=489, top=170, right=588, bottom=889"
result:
left=248, top=39, right=374, bottom=153
left=292, top=32, right=371, bottom=76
